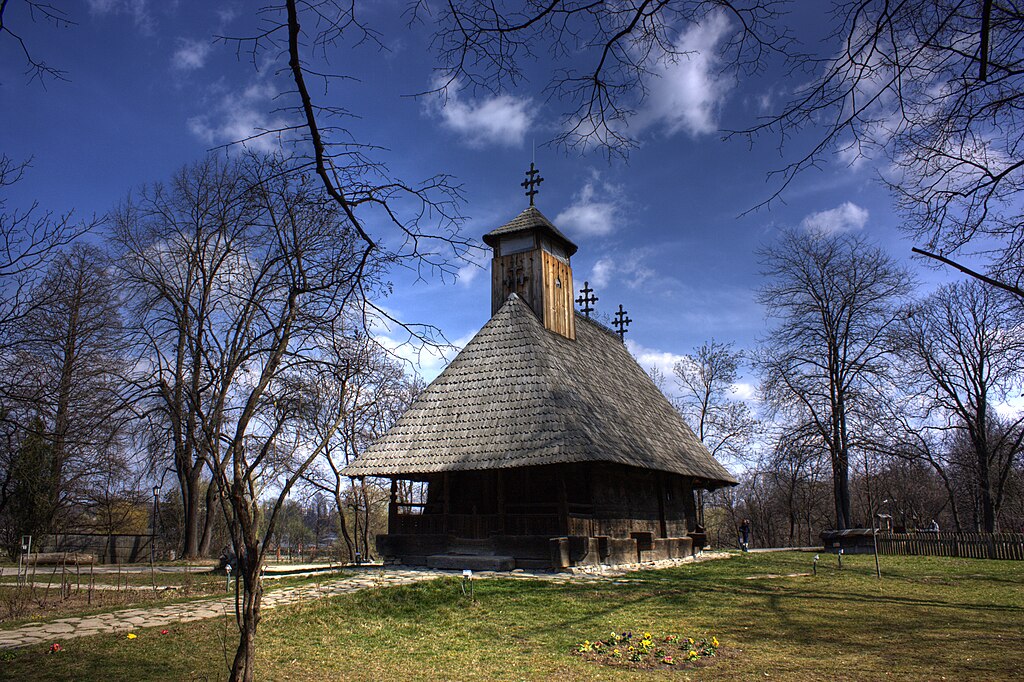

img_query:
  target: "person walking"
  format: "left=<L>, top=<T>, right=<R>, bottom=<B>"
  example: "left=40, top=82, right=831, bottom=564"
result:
left=739, top=519, right=751, bottom=552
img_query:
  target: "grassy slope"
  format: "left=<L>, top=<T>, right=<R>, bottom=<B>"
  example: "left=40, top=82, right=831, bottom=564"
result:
left=2, top=552, right=1021, bottom=681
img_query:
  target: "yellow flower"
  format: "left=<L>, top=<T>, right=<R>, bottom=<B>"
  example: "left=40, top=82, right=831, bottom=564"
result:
left=688, top=637, right=695, bottom=645
left=711, top=637, right=720, bottom=648
left=643, top=631, right=652, bottom=640
left=126, top=633, right=137, bottom=640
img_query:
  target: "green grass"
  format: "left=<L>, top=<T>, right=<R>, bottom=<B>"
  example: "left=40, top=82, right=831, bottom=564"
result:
left=2, top=552, right=1021, bottom=681
left=0, top=571, right=349, bottom=630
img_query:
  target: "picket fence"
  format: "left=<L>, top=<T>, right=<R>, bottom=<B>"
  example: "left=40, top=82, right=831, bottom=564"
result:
left=875, top=531, right=1024, bottom=560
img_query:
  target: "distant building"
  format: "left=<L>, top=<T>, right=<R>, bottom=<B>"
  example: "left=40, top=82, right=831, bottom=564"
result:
left=342, top=201, right=736, bottom=570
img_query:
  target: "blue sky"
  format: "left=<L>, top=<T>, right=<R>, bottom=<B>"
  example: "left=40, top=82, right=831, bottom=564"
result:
left=1, top=1, right=959, bottom=397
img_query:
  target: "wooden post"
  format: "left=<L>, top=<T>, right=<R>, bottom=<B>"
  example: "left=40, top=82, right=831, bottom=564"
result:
left=557, top=470, right=569, bottom=536
left=442, top=472, right=450, bottom=536
left=496, top=470, right=506, bottom=535
left=656, top=478, right=668, bottom=538
left=388, top=479, right=398, bottom=532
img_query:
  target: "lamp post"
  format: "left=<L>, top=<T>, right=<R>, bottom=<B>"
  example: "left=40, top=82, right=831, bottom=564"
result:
left=151, top=485, right=161, bottom=564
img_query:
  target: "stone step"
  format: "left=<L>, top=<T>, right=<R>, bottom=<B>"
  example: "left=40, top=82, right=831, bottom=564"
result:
left=425, top=554, right=515, bottom=571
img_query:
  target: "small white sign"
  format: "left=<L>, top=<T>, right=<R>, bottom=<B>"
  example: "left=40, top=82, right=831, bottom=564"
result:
left=462, top=569, right=473, bottom=578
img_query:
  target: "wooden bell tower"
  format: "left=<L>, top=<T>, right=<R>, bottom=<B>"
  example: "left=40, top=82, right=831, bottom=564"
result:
left=483, top=206, right=578, bottom=340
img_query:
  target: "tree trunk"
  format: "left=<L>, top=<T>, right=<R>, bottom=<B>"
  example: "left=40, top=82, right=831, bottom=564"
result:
left=229, top=548, right=263, bottom=682
left=199, top=480, right=218, bottom=556
left=334, top=490, right=354, bottom=562
left=182, top=473, right=204, bottom=559
left=359, top=478, right=373, bottom=561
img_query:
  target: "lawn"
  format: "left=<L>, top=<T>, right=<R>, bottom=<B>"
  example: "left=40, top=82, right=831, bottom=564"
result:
left=0, top=570, right=348, bottom=631
left=2, top=552, right=1021, bottom=680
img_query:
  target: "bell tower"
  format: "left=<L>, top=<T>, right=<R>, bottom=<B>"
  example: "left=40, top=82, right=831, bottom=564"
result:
left=483, top=205, right=578, bottom=340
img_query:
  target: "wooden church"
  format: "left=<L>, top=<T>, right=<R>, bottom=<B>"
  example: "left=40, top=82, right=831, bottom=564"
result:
left=343, top=171, right=737, bottom=570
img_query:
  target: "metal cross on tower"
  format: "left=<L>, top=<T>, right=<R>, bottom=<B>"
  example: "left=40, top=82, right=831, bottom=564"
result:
left=521, top=162, right=544, bottom=205
left=575, top=281, right=598, bottom=317
left=612, top=304, right=632, bottom=341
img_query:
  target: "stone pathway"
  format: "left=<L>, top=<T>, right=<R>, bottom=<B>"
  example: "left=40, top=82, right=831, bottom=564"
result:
left=0, top=553, right=728, bottom=650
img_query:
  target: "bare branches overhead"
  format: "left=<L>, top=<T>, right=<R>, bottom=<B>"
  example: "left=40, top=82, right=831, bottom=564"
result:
left=420, top=0, right=791, bottom=157
left=213, top=0, right=471, bottom=286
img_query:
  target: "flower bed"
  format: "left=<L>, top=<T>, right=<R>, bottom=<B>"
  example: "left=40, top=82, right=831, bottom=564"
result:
left=574, top=629, right=720, bottom=669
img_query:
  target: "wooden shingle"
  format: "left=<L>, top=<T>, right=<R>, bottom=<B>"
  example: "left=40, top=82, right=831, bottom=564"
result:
left=342, top=294, right=737, bottom=487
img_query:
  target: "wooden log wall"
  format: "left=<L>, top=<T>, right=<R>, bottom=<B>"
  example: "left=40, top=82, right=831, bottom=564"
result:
left=876, top=531, right=1024, bottom=560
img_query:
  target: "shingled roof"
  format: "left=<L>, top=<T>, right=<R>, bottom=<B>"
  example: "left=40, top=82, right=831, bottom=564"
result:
left=343, top=294, right=737, bottom=487
left=482, top=206, right=579, bottom=257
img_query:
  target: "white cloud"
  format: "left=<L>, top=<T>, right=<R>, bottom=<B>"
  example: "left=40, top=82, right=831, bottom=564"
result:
left=994, top=394, right=1024, bottom=420
left=800, top=202, right=869, bottom=235
left=88, top=0, right=153, bottom=32
left=636, top=11, right=735, bottom=137
left=172, top=39, right=212, bottom=71
left=555, top=176, right=623, bottom=237
left=626, top=340, right=688, bottom=379
left=731, top=382, right=757, bottom=401
left=429, top=83, right=534, bottom=148
left=376, top=330, right=476, bottom=383
left=590, top=257, right=615, bottom=288
left=456, top=246, right=491, bottom=287
left=187, top=78, right=287, bottom=153
left=588, top=249, right=654, bottom=290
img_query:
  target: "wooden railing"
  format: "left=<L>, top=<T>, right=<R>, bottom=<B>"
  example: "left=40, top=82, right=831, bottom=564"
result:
left=876, top=531, right=1024, bottom=560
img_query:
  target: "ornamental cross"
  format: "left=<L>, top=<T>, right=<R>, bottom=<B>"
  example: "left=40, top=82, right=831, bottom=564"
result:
left=575, top=281, right=598, bottom=317
left=521, top=162, right=544, bottom=205
left=613, top=304, right=632, bottom=341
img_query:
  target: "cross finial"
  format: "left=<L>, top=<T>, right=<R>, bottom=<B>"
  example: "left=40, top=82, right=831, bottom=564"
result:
left=575, top=281, right=598, bottom=317
left=613, top=304, right=632, bottom=342
left=521, top=162, right=544, bottom=206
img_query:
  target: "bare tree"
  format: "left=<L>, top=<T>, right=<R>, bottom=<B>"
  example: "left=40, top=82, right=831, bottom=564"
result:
left=897, top=280, right=1024, bottom=532
left=756, top=228, right=912, bottom=530
left=741, top=2, right=1024, bottom=297
left=0, top=156, right=93, bottom=343
left=193, top=155, right=396, bottom=680
left=299, top=334, right=414, bottom=562
left=114, top=152, right=438, bottom=681
left=112, top=157, right=268, bottom=561
left=672, top=339, right=756, bottom=468
left=861, top=396, right=966, bottom=531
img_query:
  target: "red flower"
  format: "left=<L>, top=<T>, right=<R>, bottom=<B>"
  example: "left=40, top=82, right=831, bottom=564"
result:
left=160, top=630, right=169, bottom=635
left=48, top=643, right=62, bottom=654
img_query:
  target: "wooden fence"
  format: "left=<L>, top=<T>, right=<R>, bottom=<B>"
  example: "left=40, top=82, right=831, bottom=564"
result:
left=876, top=531, right=1024, bottom=560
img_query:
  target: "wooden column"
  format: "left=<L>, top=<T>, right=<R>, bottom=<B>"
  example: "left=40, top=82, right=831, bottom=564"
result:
left=442, top=472, right=450, bottom=536
left=497, top=470, right=506, bottom=535
left=558, top=469, right=570, bottom=535
left=656, top=477, right=668, bottom=538
left=388, top=479, right=398, bottom=532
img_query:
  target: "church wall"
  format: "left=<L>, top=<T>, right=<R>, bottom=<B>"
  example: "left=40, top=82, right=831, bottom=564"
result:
left=588, top=464, right=697, bottom=538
